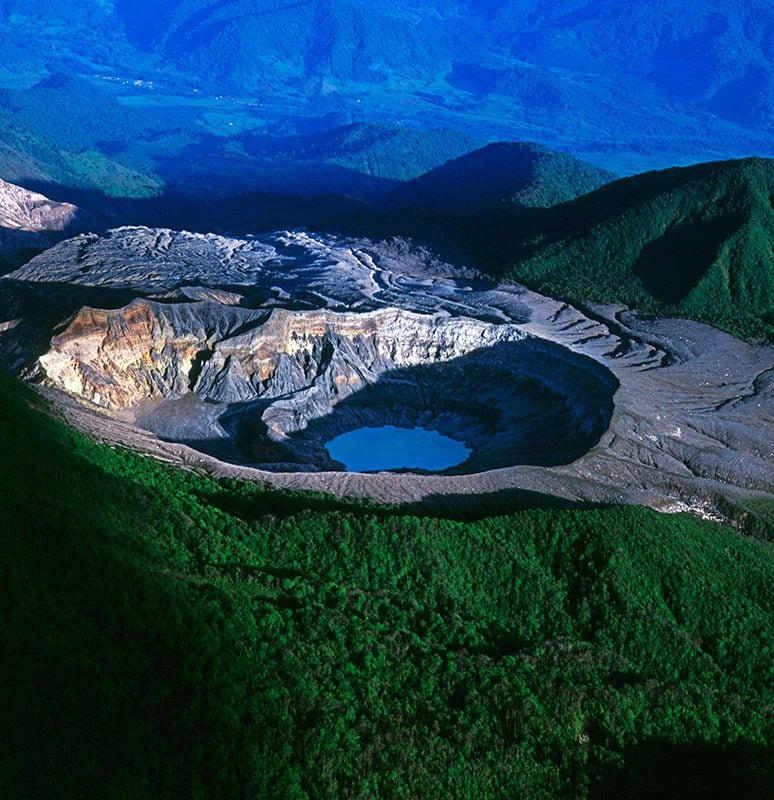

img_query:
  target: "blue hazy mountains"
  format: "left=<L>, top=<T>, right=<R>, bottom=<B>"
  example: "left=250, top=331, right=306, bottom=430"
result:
left=0, top=0, right=772, bottom=176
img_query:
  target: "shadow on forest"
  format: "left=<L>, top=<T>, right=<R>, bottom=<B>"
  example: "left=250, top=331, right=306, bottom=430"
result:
left=589, top=739, right=772, bottom=800
left=196, top=481, right=586, bottom=524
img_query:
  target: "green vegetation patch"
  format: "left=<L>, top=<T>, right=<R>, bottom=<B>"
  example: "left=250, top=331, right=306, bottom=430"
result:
left=500, top=158, right=774, bottom=342
left=0, top=372, right=771, bottom=798
left=381, top=142, right=616, bottom=213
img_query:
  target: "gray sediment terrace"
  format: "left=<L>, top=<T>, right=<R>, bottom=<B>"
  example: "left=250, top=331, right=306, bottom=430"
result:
left=2, top=227, right=772, bottom=516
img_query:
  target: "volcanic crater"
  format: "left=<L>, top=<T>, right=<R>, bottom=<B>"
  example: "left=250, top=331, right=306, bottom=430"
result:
left=1, top=227, right=771, bottom=511
left=34, top=299, right=617, bottom=474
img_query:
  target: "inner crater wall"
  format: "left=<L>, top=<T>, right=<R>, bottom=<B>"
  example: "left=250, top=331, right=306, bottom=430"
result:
left=36, top=299, right=618, bottom=473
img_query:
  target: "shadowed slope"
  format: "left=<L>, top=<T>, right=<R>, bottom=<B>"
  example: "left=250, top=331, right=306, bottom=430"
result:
left=381, top=142, right=616, bottom=212
left=500, top=157, right=774, bottom=340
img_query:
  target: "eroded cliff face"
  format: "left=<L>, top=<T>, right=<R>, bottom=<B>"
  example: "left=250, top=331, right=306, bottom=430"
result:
left=40, top=301, right=523, bottom=409
left=36, top=294, right=617, bottom=472
left=40, top=301, right=266, bottom=408
left=3, top=227, right=771, bottom=506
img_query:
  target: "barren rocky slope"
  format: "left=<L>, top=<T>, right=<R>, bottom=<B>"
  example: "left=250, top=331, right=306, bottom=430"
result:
left=0, top=178, right=86, bottom=270
left=3, top=227, right=772, bottom=516
left=0, top=178, right=79, bottom=233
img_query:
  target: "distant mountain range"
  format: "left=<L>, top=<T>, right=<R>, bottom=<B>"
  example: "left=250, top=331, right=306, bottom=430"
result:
left=0, top=2, right=771, bottom=341
left=169, top=123, right=482, bottom=200
left=0, top=0, right=772, bottom=176
left=108, top=0, right=774, bottom=134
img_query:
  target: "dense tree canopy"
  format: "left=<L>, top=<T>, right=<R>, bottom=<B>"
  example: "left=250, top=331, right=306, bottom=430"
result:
left=0, top=372, right=771, bottom=798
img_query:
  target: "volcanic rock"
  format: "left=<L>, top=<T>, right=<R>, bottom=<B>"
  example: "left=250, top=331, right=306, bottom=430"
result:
left=0, top=178, right=89, bottom=271
left=3, top=226, right=772, bottom=514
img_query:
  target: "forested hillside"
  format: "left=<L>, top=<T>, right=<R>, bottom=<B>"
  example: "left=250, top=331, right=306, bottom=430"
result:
left=500, top=157, right=774, bottom=341
left=380, top=142, right=615, bottom=212
left=1, top=372, right=771, bottom=798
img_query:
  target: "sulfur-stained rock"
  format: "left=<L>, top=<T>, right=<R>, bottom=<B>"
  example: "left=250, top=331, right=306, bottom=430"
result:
left=2, top=226, right=772, bottom=513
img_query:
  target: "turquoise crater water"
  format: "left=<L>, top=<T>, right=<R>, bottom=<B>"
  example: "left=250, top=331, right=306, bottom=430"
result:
left=326, top=425, right=471, bottom=472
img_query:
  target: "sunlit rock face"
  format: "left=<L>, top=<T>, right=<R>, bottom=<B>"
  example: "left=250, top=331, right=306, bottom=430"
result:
left=41, top=302, right=519, bottom=409
left=0, top=178, right=79, bottom=233
left=38, top=295, right=616, bottom=472
left=0, top=178, right=87, bottom=270
left=3, top=226, right=771, bottom=509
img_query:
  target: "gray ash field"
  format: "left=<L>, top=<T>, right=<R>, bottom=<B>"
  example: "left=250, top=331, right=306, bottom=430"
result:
left=2, top=226, right=771, bottom=516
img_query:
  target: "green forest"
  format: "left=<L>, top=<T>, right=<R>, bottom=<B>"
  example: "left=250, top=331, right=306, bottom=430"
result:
left=1, top=371, right=771, bottom=798
left=499, top=158, right=774, bottom=342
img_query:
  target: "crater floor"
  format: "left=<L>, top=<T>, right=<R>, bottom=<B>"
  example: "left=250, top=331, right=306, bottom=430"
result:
left=1, top=227, right=772, bottom=516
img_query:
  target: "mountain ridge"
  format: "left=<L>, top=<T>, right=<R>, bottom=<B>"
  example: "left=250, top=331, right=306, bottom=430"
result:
left=381, top=142, right=616, bottom=212
left=1, top=1, right=773, bottom=174
left=497, top=156, right=774, bottom=341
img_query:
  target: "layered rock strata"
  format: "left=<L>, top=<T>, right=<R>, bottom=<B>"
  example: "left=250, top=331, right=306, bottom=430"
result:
left=38, top=297, right=616, bottom=472
left=2, top=227, right=771, bottom=513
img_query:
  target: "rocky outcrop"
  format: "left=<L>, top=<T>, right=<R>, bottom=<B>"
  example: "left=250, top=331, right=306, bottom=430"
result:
left=0, top=178, right=79, bottom=233
left=0, top=178, right=87, bottom=272
left=8, top=227, right=284, bottom=291
left=40, top=301, right=524, bottom=408
left=40, top=301, right=268, bottom=408
left=3, top=226, right=772, bottom=510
